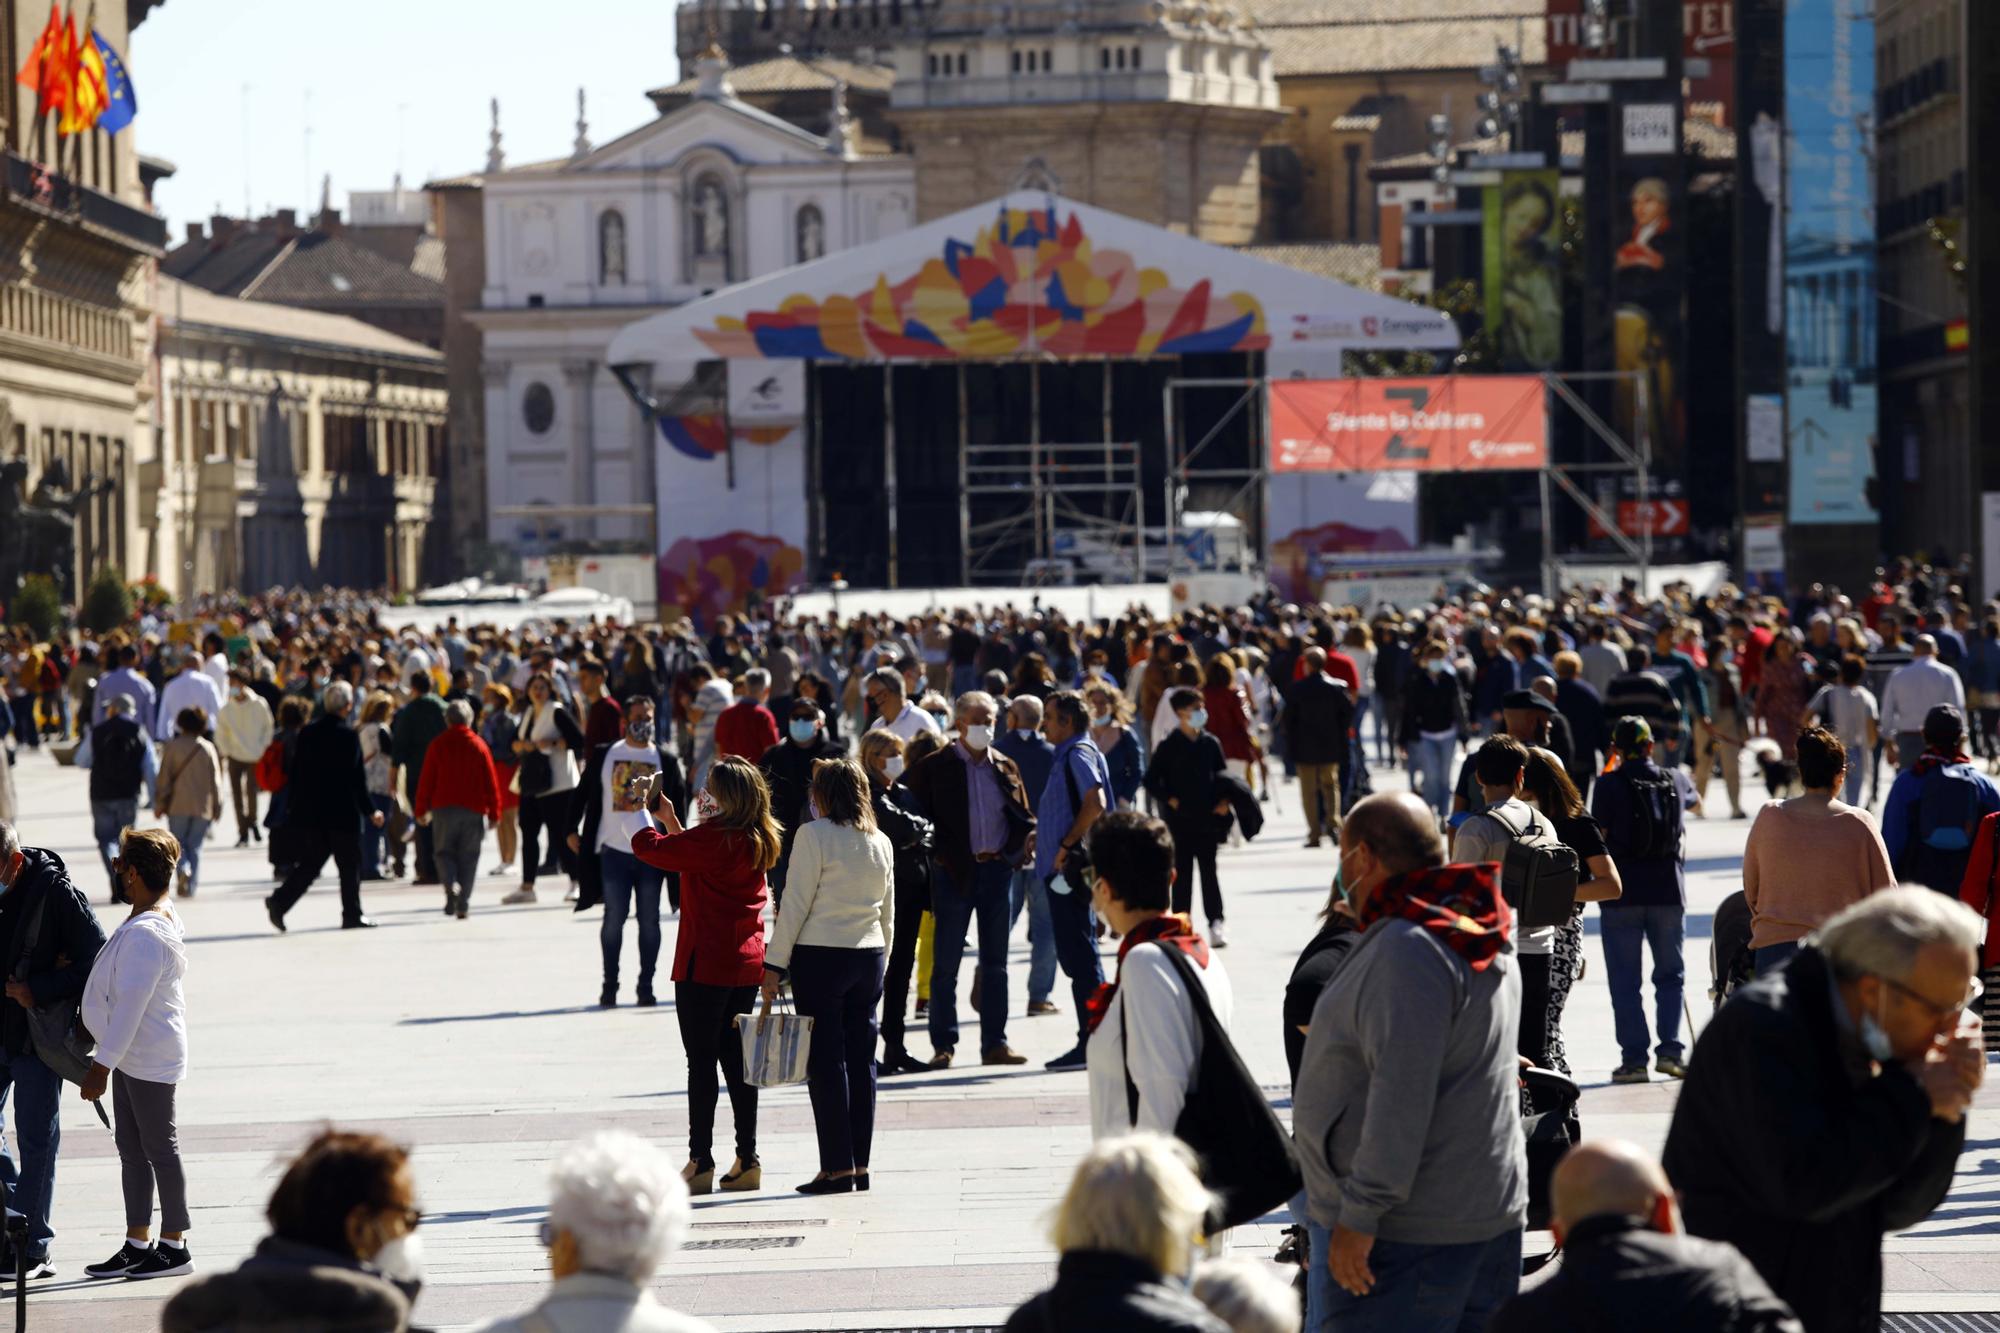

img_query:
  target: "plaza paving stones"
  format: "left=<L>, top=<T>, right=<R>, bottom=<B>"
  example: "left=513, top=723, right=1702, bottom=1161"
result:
left=5, top=742, right=1998, bottom=1329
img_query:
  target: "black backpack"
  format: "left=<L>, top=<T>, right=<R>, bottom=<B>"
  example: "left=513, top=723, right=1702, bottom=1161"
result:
left=1122, top=943, right=1301, bottom=1231
left=1617, top=764, right=1681, bottom=863
left=1482, top=806, right=1582, bottom=931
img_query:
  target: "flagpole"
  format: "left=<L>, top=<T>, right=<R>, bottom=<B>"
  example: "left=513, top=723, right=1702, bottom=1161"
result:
left=66, top=1, right=97, bottom=190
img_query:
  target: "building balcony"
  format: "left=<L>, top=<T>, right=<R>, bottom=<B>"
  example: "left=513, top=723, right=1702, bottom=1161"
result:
left=1, top=151, right=167, bottom=256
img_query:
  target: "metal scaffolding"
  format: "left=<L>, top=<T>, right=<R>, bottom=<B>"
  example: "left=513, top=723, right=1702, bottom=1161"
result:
left=962, top=439, right=1145, bottom=586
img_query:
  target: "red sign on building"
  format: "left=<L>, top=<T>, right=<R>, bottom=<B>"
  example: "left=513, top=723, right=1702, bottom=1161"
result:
left=1588, top=498, right=1690, bottom=539
left=1545, top=0, right=1736, bottom=123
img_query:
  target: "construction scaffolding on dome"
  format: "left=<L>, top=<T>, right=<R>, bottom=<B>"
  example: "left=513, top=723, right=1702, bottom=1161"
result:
left=606, top=190, right=1460, bottom=625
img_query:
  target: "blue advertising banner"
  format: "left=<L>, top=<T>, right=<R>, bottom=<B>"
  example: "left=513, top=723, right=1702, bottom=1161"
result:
left=1785, top=0, right=1877, bottom=525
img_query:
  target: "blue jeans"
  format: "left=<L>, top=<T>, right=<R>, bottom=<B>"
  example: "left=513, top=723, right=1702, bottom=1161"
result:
left=928, top=860, right=1012, bottom=1055
left=1007, top=868, right=1057, bottom=1005
left=91, top=799, right=137, bottom=894
left=1755, top=940, right=1801, bottom=976
left=1599, top=902, right=1686, bottom=1066
left=0, top=1048, right=61, bottom=1261
left=1410, top=737, right=1454, bottom=819
left=360, top=793, right=397, bottom=878
left=1844, top=743, right=1867, bottom=805
left=1046, top=871, right=1105, bottom=1049
left=600, top=848, right=664, bottom=994
left=1306, top=1221, right=1520, bottom=1333
left=166, top=815, right=210, bottom=895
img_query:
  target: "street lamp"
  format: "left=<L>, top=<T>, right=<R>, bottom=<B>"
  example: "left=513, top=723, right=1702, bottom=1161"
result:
left=1428, top=112, right=1453, bottom=185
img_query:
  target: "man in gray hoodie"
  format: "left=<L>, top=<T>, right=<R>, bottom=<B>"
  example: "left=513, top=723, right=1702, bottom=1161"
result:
left=1293, top=790, right=1527, bottom=1332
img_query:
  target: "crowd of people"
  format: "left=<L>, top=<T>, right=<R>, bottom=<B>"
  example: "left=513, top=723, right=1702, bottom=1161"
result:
left=0, top=555, right=1990, bottom=1329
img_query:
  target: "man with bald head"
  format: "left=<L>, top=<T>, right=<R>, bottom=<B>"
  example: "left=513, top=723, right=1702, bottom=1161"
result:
left=1293, top=790, right=1526, bottom=1330
left=1491, top=1141, right=1801, bottom=1331
left=1881, top=633, right=1966, bottom=772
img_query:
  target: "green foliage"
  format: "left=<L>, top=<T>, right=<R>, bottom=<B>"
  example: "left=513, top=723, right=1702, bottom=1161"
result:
left=79, top=565, right=133, bottom=634
left=10, top=575, right=62, bottom=639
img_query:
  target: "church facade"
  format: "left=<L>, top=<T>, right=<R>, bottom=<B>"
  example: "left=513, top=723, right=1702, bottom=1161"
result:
left=467, top=57, right=914, bottom=556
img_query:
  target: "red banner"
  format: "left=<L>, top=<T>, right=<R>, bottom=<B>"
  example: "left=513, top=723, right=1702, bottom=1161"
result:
left=1268, top=376, right=1549, bottom=473
left=1587, top=498, right=1690, bottom=538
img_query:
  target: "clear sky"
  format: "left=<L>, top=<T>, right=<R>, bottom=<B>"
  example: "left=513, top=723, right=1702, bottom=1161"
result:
left=131, top=0, right=685, bottom=234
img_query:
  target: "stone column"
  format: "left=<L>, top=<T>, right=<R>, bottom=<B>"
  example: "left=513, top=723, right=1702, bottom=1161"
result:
left=563, top=358, right=598, bottom=544
left=625, top=361, right=656, bottom=551
left=480, top=360, right=512, bottom=548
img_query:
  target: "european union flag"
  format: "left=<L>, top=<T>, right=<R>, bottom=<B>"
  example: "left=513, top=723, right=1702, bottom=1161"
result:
left=91, top=31, right=135, bottom=133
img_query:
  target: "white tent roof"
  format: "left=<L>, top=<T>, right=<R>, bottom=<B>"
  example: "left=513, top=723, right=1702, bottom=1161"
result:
left=607, top=191, right=1458, bottom=369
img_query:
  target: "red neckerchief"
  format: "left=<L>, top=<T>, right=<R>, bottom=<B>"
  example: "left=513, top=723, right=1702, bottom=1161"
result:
left=1083, top=914, right=1209, bottom=1034
left=1916, top=747, right=1972, bottom=775
left=1358, top=863, right=1512, bottom=972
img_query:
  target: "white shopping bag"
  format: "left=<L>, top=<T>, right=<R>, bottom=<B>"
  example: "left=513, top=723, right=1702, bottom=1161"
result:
left=736, top=991, right=813, bottom=1088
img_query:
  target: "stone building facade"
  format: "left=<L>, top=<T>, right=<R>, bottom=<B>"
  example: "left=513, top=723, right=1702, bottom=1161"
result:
left=885, top=0, right=1278, bottom=242
left=465, top=56, right=913, bottom=557
left=153, top=277, right=446, bottom=595
left=0, top=0, right=166, bottom=602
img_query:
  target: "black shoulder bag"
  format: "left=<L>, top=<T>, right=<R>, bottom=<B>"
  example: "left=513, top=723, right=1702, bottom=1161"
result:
left=1121, top=942, right=1301, bottom=1231
left=13, top=892, right=95, bottom=1085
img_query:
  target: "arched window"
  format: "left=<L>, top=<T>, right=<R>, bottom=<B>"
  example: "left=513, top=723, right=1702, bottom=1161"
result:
left=1132, top=46, right=1142, bottom=68
left=1116, top=46, right=1126, bottom=69
left=1100, top=48, right=1110, bottom=69
left=598, top=209, right=627, bottom=285
left=957, top=51, right=968, bottom=74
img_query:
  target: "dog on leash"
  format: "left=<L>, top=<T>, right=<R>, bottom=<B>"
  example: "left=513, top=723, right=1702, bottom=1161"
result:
left=1744, top=737, right=1801, bottom=801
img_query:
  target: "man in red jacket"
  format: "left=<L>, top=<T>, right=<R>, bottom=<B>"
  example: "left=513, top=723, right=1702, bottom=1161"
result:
left=714, top=668, right=780, bottom=762
left=414, top=698, right=500, bottom=919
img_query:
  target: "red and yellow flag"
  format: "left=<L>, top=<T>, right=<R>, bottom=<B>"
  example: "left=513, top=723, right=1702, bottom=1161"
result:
left=61, top=6, right=108, bottom=134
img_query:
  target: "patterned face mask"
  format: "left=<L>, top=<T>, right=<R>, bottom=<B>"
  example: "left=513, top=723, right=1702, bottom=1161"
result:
left=695, top=789, right=720, bottom=822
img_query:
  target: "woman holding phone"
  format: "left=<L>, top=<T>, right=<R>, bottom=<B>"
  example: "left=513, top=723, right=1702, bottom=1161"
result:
left=630, top=755, right=782, bottom=1195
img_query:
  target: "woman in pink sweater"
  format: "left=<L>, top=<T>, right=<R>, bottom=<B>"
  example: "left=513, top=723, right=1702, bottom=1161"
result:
left=1742, top=725, right=1894, bottom=975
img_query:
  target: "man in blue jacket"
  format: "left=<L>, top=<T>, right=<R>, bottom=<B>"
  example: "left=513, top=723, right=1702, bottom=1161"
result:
left=996, top=695, right=1057, bottom=1017
left=1881, top=704, right=2000, bottom=893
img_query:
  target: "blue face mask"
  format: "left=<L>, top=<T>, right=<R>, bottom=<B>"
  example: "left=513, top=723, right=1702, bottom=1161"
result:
left=1860, top=988, right=1895, bottom=1062
left=1426, top=659, right=1449, bottom=675
left=1089, top=713, right=1113, bottom=729
left=1186, top=708, right=1209, bottom=731
left=789, top=718, right=818, bottom=744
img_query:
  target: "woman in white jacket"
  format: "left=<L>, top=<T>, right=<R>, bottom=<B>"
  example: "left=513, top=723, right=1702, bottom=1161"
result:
left=761, top=759, right=894, bottom=1196
left=80, top=827, right=193, bottom=1282
left=1082, top=811, right=1232, bottom=1142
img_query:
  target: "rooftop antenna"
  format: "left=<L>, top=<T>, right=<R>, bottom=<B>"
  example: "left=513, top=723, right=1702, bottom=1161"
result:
left=572, top=87, right=591, bottom=160
left=240, top=83, right=252, bottom=218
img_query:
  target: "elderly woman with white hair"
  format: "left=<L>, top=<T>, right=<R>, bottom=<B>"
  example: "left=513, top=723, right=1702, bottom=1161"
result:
left=1003, top=1133, right=1230, bottom=1333
left=477, top=1131, right=714, bottom=1333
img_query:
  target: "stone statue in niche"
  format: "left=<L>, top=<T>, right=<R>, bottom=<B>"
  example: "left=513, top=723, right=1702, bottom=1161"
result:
left=694, top=180, right=729, bottom=258
left=797, top=205, right=825, bottom=263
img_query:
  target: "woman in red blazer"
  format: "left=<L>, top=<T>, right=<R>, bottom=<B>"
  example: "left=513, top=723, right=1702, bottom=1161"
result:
left=634, top=755, right=782, bottom=1195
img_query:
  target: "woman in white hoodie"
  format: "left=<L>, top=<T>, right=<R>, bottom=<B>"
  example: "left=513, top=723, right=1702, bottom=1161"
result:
left=80, top=827, right=193, bottom=1282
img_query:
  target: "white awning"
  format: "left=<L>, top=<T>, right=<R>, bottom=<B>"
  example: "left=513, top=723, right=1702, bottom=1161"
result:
left=607, top=190, right=1458, bottom=371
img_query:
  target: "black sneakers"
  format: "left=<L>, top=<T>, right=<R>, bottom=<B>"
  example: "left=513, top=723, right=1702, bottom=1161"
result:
left=124, top=1243, right=193, bottom=1280
left=84, top=1242, right=150, bottom=1279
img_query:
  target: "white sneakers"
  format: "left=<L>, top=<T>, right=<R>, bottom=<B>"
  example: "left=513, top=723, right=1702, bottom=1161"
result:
left=500, top=886, right=537, bottom=905
left=1209, top=919, right=1228, bottom=948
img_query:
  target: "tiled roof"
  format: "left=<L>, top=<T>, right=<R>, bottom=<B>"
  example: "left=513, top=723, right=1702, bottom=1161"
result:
left=159, top=277, right=442, bottom=363
left=243, top=233, right=444, bottom=306
left=647, top=55, right=895, bottom=101
left=1247, top=0, right=1548, bottom=78
left=164, top=227, right=445, bottom=307
left=162, top=229, right=288, bottom=297
left=1238, top=241, right=1382, bottom=290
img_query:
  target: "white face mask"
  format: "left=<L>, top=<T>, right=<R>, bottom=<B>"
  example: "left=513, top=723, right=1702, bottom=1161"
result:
left=963, top=724, right=994, bottom=752
left=883, top=755, right=906, bottom=781
left=373, top=1230, right=425, bottom=1285
left=1016, top=727, right=1038, bottom=742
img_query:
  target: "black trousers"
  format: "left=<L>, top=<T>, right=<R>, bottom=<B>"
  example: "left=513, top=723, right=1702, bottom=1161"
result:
left=1167, top=823, right=1224, bottom=924
left=791, top=945, right=885, bottom=1174
left=1517, top=951, right=1551, bottom=1068
left=518, top=790, right=576, bottom=888
left=268, top=825, right=364, bottom=924
left=879, top=878, right=929, bottom=1062
left=675, top=981, right=759, bottom=1167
